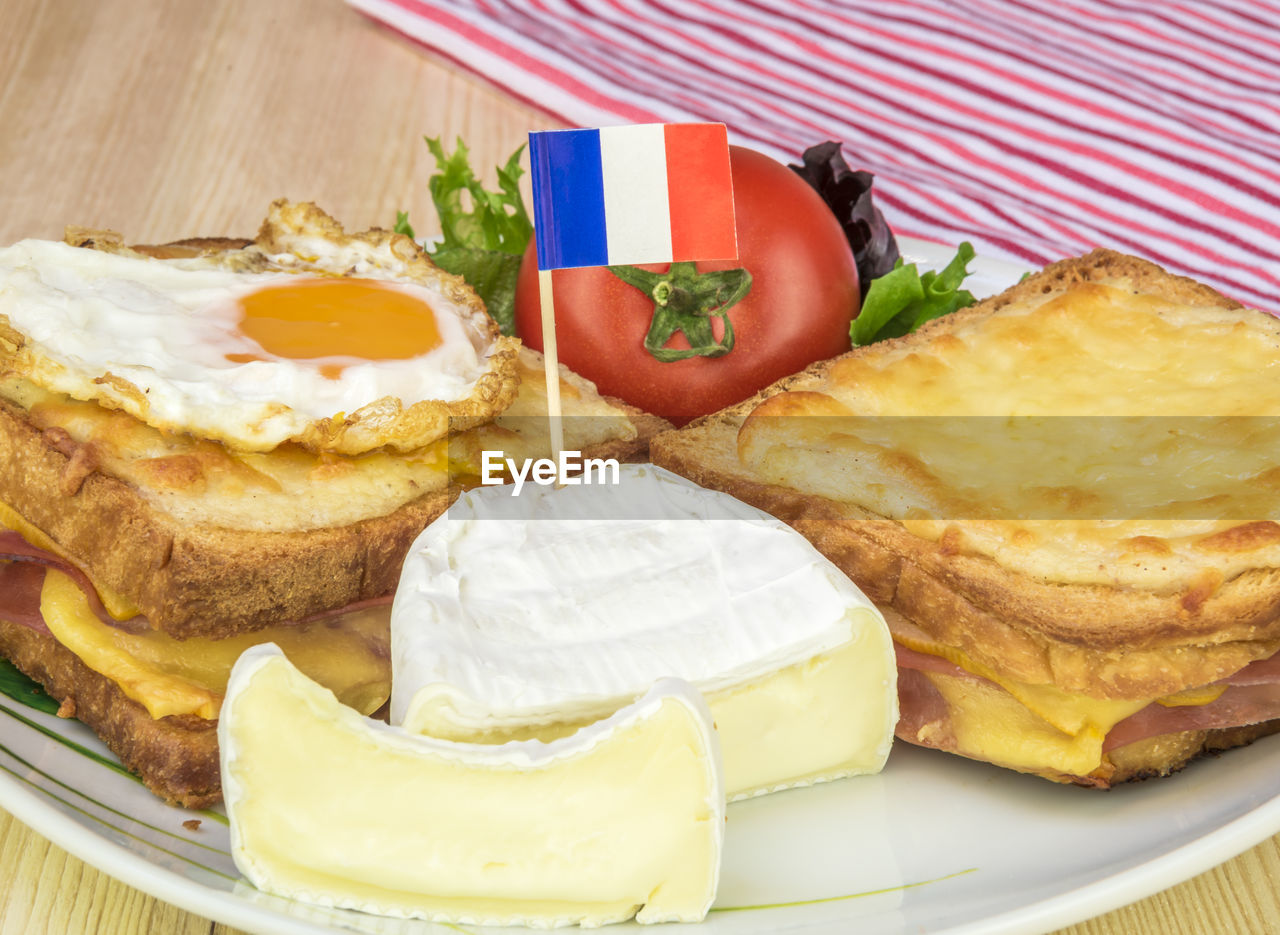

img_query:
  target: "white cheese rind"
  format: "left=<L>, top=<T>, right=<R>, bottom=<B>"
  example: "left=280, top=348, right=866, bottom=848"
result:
left=219, top=644, right=725, bottom=927
left=391, top=464, right=898, bottom=798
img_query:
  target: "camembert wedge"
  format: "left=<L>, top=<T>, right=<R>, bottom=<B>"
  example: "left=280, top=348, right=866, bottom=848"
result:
left=220, top=645, right=724, bottom=927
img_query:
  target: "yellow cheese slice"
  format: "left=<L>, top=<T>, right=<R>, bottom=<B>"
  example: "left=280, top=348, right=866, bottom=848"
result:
left=924, top=670, right=1111, bottom=778
left=220, top=646, right=724, bottom=926
left=898, top=631, right=1229, bottom=777
left=1156, top=683, right=1228, bottom=707
left=896, top=629, right=1146, bottom=737
left=39, top=569, right=389, bottom=720
left=0, top=499, right=139, bottom=620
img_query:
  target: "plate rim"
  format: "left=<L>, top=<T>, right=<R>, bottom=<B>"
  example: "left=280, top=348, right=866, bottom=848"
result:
left=943, top=770, right=1280, bottom=935
left=7, top=736, right=1280, bottom=935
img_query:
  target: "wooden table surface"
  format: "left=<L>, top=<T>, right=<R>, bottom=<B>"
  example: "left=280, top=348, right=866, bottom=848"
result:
left=2, top=1, right=1279, bottom=933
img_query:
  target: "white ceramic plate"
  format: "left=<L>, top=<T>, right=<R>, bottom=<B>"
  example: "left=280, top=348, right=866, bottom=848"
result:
left=4, top=239, right=1280, bottom=935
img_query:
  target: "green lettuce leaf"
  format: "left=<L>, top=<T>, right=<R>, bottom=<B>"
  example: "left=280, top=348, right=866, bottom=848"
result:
left=426, top=136, right=532, bottom=255
left=396, top=137, right=533, bottom=335
left=790, top=141, right=900, bottom=300
left=851, top=242, right=976, bottom=346
left=393, top=210, right=415, bottom=239
left=428, top=246, right=523, bottom=337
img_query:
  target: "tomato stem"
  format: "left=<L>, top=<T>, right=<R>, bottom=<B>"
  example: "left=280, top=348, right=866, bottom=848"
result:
left=607, top=262, right=752, bottom=363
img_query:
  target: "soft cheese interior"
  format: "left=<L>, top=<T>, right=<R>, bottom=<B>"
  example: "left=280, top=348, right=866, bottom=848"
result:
left=220, top=646, right=724, bottom=927
left=391, top=464, right=898, bottom=800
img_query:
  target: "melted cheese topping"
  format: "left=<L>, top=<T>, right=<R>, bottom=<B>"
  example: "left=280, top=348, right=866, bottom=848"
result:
left=830, top=283, right=1280, bottom=417
left=895, top=627, right=1149, bottom=736
left=39, top=568, right=389, bottom=720
left=924, top=670, right=1114, bottom=779
left=221, top=648, right=723, bottom=926
left=738, top=279, right=1280, bottom=591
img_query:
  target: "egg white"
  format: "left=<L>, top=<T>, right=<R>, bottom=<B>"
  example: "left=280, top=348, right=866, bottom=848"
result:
left=0, top=235, right=505, bottom=452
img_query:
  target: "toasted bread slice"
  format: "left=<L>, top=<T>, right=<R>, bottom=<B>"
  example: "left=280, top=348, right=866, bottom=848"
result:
left=0, top=357, right=664, bottom=639
left=652, top=249, right=1280, bottom=784
left=0, top=616, right=220, bottom=807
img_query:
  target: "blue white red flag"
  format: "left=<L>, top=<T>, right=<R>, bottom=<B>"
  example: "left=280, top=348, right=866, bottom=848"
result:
left=528, top=123, right=737, bottom=271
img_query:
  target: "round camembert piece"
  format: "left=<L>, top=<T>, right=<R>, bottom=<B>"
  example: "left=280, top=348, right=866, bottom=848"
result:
left=392, top=464, right=898, bottom=800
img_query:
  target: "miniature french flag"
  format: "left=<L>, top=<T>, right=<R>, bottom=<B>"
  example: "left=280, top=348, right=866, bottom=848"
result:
left=529, top=123, right=738, bottom=270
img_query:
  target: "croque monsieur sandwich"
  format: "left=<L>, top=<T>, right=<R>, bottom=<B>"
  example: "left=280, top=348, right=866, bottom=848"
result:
left=654, top=250, right=1280, bottom=787
left=0, top=201, right=665, bottom=806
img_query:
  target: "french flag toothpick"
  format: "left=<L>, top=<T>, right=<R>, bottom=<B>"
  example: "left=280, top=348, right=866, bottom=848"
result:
left=527, top=122, right=738, bottom=464
left=529, top=123, right=738, bottom=270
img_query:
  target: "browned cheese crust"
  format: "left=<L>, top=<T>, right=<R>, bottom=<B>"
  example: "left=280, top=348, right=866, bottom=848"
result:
left=652, top=250, right=1280, bottom=701
left=0, top=617, right=219, bottom=807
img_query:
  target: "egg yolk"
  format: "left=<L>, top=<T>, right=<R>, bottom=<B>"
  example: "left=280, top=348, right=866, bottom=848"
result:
left=229, top=279, right=443, bottom=378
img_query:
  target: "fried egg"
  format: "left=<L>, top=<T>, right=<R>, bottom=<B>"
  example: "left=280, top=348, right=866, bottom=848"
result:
left=0, top=202, right=520, bottom=454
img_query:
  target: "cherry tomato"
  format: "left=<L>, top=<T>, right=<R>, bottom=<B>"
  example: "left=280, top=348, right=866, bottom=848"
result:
left=514, top=146, right=859, bottom=425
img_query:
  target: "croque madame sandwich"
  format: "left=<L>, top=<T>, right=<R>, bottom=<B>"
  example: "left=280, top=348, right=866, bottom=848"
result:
left=0, top=200, right=665, bottom=806
left=654, top=249, right=1280, bottom=787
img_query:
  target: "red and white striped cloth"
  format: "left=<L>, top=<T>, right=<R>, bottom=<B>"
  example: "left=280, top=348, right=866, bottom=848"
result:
left=350, top=0, right=1280, bottom=311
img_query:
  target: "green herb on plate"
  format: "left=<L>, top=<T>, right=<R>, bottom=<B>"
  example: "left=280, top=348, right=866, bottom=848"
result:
left=0, top=657, right=59, bottom=715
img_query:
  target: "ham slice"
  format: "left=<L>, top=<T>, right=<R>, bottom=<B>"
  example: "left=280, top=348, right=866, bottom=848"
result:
left=893, top=639, right=1280, bottom=755
left=0, top=561, right=51, bottom=634
left=895, top=667, right=957, bottom=751
left=894, top=642, right=979, bottom=682
left=1104, top=678, right=1280, bottom=752
left=0, top=530, right=145, bottom=632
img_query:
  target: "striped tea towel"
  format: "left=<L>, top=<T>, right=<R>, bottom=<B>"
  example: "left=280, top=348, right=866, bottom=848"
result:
left=350, top=0, right=1280, bottom=311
